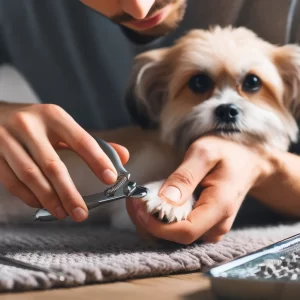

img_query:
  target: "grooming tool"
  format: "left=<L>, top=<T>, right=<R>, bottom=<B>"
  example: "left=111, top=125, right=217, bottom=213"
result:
left=34, top=137, right=148, bottom=221
left=205, top=233, right=300, bottom=300
left=0, top=255, right=66, bottom=282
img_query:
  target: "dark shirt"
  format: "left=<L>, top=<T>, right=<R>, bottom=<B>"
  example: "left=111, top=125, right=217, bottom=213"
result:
left=0, top=0, right=299, bottom=130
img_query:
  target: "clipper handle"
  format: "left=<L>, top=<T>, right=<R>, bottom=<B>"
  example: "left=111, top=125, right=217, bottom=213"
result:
left=94, top=137, right=128, bottom=176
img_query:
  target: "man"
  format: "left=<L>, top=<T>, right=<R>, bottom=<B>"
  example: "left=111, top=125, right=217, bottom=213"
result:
left=0, top=0, right=300, bottom=244
left=81, top=0, right=187, bottom=38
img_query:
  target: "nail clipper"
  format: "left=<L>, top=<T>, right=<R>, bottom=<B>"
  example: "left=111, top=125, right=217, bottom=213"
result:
left=34, top=136, right=148, bottom=221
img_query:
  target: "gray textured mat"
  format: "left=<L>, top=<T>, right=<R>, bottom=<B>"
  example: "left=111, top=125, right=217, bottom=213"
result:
left=0, top=221, right=299, bottom=292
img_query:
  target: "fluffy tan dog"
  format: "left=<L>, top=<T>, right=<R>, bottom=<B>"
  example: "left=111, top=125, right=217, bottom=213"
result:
left=125, top=26, right=300, bottom=223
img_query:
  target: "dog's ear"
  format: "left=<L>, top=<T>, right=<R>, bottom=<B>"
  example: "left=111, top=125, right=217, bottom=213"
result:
left=125, top=48, right=169, bottom=129
left=274, top=44, right=300, bottom=118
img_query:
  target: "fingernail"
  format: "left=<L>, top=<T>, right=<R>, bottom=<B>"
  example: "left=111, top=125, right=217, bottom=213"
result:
left=55, top=206, right=67, bottom=219
left=72, top=207, right=88, bottom=222
left=161, top=186, right=181, bottom=203
left=103, top=169, right=117, bottom=184
left=137, top=208, right=149, bottom=225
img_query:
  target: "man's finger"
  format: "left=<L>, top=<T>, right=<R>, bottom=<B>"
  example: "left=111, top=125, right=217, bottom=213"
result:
left=54, top=141, right=130, bottom=167
left=24, top=136, right=88, bottom=222
left=135, top=183, right=242, bottom=245
left=0, top=157, right=41, bottom=208
left=200, top=215, right=235, bottom=243
left=158, top=143, right=219, bottom=206
left=126, top=198, right=154, bottom=240
left=0, top=131, right=65, bottom=220
left=49, top=109, right=119, bottom=185
left=109, top=143, right=130, bottom=165
left=135, top=188, right=225, bottom=245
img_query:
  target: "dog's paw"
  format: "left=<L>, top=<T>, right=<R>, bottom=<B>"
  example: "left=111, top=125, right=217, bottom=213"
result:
left=141, top=181, right=195, bottom=223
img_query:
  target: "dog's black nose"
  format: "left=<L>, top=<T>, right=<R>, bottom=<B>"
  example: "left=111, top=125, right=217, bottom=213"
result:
left=215, top=104, right=239, bottom=123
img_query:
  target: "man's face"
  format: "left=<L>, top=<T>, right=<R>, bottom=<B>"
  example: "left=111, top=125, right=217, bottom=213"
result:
left=81, top=0, right=187, bottom=37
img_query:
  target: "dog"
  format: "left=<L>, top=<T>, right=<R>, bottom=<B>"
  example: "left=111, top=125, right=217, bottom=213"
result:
left=123, top=25, right=300, bottom=224
left=0, top=26, right=299, bottom=229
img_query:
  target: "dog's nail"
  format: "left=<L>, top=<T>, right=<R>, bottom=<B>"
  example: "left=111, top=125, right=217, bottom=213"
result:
left=137, top=208, right=149, bottom=225
left=161, top=186, right=181, bottom=203
left=153, top=211, right=160, bottom=219
left=162, top=215, right=169, bottom=223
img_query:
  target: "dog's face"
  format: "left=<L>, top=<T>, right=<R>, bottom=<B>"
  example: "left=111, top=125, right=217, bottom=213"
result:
left=127, top=26, right=300, bottom=152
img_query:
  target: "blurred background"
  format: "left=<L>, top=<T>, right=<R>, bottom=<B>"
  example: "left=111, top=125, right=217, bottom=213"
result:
left=0, top=0, right=298, bottom=131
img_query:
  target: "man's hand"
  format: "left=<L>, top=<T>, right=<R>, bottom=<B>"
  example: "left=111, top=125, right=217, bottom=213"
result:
left=126, top=135, right=274, bottom=244
left=0, top=102, right=129, bottom=222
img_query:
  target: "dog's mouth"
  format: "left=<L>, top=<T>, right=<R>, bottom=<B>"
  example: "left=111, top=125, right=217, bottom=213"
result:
left=214, top=128, right=241, bottom=134
left=211, top=123, right=241, bottom=134
left=174, top=119, right=243, bottom=153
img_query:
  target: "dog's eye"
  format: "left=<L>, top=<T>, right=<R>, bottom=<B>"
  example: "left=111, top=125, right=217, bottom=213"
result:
left=242, top=74, right=261, bottom=92
left=188, top=74, right=214, bottom=94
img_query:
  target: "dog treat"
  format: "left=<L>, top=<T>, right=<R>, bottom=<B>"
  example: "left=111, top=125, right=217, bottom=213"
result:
left=219, top=251, right=300, bottom=281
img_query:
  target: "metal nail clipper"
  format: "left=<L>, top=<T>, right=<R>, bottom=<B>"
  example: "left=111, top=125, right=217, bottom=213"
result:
left=34, top=136, right=148, bottom=221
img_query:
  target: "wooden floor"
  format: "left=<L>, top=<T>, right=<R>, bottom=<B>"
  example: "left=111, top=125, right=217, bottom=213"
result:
left=0, top=273, right=215, bottom=300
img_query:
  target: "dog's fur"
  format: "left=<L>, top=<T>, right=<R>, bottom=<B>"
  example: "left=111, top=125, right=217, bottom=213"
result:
left=124, top=26, right=300, bottom=224
left=1, top=26, right=300, bottom=229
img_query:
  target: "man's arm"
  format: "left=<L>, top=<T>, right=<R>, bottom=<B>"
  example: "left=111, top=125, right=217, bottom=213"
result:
left=127, top=136, right=300, bottom=244
left=251, top=149, right=300, bottom=218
